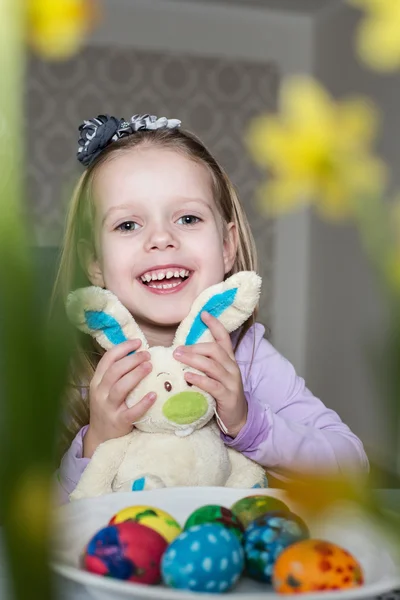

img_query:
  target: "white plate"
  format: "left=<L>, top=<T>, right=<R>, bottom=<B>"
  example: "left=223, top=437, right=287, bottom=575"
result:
left=52, top=487, right=400, bottom=600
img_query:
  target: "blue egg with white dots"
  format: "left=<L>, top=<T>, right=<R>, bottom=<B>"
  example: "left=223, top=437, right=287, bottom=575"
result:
left=161, top=523, right=244, bottom=593
left=244, top=510, right=309, bottom=583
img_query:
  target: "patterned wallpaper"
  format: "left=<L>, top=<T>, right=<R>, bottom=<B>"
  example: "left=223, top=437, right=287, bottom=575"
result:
left=26, top=46, right=278, bottom=328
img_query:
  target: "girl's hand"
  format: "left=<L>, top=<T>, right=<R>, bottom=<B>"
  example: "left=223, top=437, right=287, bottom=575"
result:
left=173, top=312, right=247, bottom=438
left=83, top=339, right=155, bottom=458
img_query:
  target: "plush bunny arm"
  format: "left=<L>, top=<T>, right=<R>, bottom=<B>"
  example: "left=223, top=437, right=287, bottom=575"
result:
left=225, top=448, right=267, bottom=488
left=69, top=434, right=132, bottom=501
left=66, top=286, right=149, bottom=351
left=174, top=271, right=261, bottom=347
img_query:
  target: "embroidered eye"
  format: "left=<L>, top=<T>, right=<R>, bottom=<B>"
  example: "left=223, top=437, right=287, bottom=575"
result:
left=182, top=368, right=193, bottom=387
left=164, top=381, right=172, bottom=392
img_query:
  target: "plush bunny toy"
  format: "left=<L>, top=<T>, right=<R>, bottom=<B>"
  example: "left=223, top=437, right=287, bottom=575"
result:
left=66, top=271, right=267, bottom=501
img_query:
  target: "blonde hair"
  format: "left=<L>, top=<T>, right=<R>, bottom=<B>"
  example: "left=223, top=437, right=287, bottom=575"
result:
left=53, top=128, right=259, bottom=458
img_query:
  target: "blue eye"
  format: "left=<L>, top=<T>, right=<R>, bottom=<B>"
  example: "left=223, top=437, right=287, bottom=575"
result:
left=116, top=221, right=140, bottom=232
left=177, top=215, right=201, bottom=226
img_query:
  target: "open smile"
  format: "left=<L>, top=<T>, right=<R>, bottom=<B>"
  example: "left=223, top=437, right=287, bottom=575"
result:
left=137, top=266, right=193, bottom=295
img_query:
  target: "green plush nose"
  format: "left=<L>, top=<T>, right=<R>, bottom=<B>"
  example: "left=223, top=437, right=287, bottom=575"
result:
left=162, top=391, right=208, bottom=424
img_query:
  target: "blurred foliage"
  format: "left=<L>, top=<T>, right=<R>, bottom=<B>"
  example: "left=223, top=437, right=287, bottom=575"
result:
left=0, top=1, right=99, bottom=599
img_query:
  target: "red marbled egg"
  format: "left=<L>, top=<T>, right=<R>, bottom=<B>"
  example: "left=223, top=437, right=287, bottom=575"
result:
left=83, top=521, right=168, bottom=585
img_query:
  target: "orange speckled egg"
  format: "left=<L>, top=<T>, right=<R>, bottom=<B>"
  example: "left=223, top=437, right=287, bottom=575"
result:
left=273, top=539, right=364, bottom=594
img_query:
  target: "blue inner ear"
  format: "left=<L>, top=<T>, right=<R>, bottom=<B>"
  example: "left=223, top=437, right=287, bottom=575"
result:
left=185, top=287, right=238, bottom=346
left=85, top=310, right=130, bottom=347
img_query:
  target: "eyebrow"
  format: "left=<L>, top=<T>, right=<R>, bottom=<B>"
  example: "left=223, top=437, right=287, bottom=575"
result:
left=179, top=197, right=212, bottom=207
left=102, top=198, right=212, bottom=225
left=102, top=204, right=135, bottom=226
left=157, top=372, right=170, bottom=377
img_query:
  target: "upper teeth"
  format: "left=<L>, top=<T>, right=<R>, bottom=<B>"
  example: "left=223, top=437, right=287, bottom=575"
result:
left=140, top=269, right=190, bottom=283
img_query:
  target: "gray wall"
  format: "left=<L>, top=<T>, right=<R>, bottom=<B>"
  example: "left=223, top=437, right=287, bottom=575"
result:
left=306, top=3, right=400, bottom=464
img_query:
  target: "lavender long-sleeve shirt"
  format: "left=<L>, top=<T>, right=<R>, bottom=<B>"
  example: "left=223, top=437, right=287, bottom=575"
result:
left=56, top=323, right=369, bottom=503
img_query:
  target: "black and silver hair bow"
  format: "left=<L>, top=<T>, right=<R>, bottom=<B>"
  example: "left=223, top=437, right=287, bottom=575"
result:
left=77, top=114, right=182, bottom=167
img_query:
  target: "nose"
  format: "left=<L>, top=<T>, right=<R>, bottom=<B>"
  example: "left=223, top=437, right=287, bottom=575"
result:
left=144, top=223, right=179, bottom=252
left=162, top=391, right=208, bottom=424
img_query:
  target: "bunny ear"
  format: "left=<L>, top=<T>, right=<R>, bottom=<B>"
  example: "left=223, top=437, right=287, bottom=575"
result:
left=173, top=271, right=261, bottom=347
left=66, top=286, right=149, bottom=351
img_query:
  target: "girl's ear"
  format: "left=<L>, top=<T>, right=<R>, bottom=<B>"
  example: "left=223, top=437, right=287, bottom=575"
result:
left=223, top=222, right=238, bottom=275
left=66, top=286, right=149, bottom=351
left=173, top=271, right=261, bottom=347
left=77, top=239, right=105, bottom=288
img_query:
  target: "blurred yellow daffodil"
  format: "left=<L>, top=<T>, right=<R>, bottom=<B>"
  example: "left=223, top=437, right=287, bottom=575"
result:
left=247, top=76, right=386, bottom=220
left=28, top=0, right=99, bottom=60
left=282, top=471, right=368, bottom=517
left=349, top=0, right=400, bottom=71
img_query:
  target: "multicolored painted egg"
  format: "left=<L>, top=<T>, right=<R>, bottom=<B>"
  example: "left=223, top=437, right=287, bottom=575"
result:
left=184, top=505, right=244, bottom=541
left=109, top=505, right=181, bottom=543
left=162, top=523, right=245, bottom=593
left=231, top=494, right=290, bottom=529
left=244, top=510, right=309, bottom=583
left=273, top=539, right=364, bottom=594
left=83, top=521, right=168, bottom=584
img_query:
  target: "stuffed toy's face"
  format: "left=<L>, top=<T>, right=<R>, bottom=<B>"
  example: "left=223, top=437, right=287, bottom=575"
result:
left=125, top=346, right=215, bottom=436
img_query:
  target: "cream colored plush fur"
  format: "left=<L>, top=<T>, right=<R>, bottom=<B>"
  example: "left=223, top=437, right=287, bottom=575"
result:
left=66, top=271, right=267, bottom=501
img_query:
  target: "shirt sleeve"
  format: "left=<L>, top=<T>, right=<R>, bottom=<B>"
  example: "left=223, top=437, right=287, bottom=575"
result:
left=223, top=327, right=369, bottom=476
left=54, top=425, right=90, bottom=504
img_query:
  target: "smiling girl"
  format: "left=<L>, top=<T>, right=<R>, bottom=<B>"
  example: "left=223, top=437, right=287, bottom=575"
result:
left=54, top=114, right=368, bottom=503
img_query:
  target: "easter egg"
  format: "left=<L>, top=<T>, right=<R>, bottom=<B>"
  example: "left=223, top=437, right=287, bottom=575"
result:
left=273, top=539, right=364, bottom=593
left=244, top=510, right=309, bottom=583
left=162, top=523, right=245, bottom=593
left=184, top=505, right=244, bottom=541
left=231, top=494, right=290, bottom=529
left=83, top=521, right=168, bottom=584
left=109, top=505, right=181, bottom=543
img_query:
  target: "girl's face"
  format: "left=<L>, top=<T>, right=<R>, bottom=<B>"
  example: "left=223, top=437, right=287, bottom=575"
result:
left=86, top=146, right=237, bottom=336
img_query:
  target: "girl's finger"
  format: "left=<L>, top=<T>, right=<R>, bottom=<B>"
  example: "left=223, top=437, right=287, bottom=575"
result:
left=121, top=392, right=157, bottom=426
left=108, top=361, right=153, bottom=408
left=184, top=371, right=225, bottom=398
left=177, top=352, right=228, bottom=382
left=175, top=342, right=234, bottom=373
left=200, top=312, right=235, bottom=358
left=99, top=350, right=150, bottom=393
left=92, top=339, right=143, bottom=387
